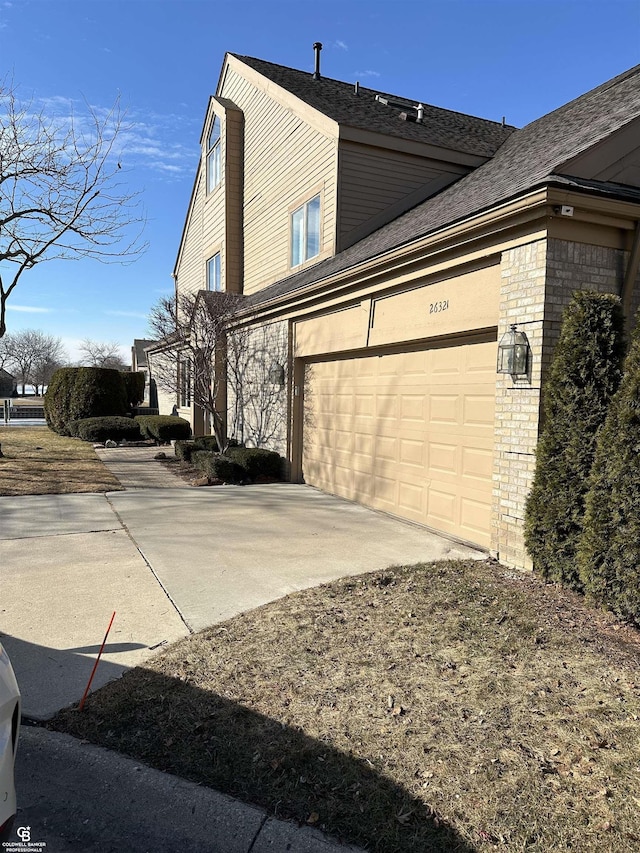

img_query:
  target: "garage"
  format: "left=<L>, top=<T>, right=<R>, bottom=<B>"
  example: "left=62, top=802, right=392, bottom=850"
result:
left=302, top=338, right=496, bottom=549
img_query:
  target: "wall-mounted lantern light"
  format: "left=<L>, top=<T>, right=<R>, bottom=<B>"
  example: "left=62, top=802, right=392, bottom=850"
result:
left=268, top=363, right=286, bottom=387
left=497, top=324, right=530, bottom=377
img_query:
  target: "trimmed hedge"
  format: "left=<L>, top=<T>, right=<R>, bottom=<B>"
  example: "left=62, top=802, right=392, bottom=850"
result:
left=191, top=450, right=246, bottom=483
left=135, top=415, right=191, bottom=442
left=45, top=367, right=128, bottom=435
left=524, top=292, right=625, bottom=589
left=577, top=315, right=640, bottom=621
left=75, top=416, right=142, bottom=443
left=122, top=371, right=145, bottom=408
left=226, top=447, right=282, bottom=480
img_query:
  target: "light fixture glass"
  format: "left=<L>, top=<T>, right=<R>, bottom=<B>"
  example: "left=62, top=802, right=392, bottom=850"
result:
left=268, top=363, right=286, bottom=386
left=497, top=325, right=530, bottom=377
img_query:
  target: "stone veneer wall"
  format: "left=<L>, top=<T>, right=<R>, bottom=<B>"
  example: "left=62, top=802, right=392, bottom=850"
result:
left=493, top=237, right=639, bottom=570
left=227, top=320, right=289, bottom=456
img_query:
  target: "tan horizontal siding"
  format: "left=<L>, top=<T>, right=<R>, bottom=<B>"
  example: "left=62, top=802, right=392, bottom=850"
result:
left=338, top=142, right=460, bottom=238
left=221, top=67, right=337, bottom=295
left=176, top=170, right=206, bottom=297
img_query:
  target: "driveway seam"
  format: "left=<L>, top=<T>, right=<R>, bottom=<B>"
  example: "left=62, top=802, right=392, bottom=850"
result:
left=246, top=814, right=268, bottom=852
left=103, top=493, right=193, bottom=635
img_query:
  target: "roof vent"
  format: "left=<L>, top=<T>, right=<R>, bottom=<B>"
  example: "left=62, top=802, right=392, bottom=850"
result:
left=355, top=81, right=360, bottom=96
left=416, top=103, right=424, bottom=123
left=313, top=42, right=323, bottom=80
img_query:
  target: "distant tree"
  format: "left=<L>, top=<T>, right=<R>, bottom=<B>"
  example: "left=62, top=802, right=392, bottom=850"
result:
left=78, top=338, right=128, bottom=371
left=2, top=328, right=67, bottom=395
left=0, top=81, right=146, bottom=338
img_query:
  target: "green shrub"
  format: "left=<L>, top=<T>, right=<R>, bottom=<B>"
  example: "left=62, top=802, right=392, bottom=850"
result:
left=524, top=292, right=625, bottom=589
left=45, top=367, right=128, bottom=435
left=578, top=315, right=640, bottom=621
left=194, top=435, right=220, bottom=452
left=75, top=416, right=142, bottom=443
left=175, top=440, right=197, bottom=462
left=135, top=415, right=191, bottom=442
left=226, top=447, right=282, bottom=481
left=191, top=450, right=245, bottom=483
left=67, top=419, right=82, bottom=438
left=122, top=371, right=145, bottom=408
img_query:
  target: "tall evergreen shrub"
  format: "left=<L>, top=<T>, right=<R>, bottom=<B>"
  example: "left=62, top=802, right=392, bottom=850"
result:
left=578, top=314, right=640, bottom=621
left=524, top=291, right=625, bottom=588
left=44, top=367, right=129, bottom=435
left=122, top=371, right=145, bottom=408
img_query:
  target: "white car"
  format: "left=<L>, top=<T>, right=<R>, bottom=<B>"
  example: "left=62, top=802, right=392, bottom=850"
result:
left=0, top=640, right=20, bottom=842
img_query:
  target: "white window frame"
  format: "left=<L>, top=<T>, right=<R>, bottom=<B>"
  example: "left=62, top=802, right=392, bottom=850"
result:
left=291, top=194, right=321, bottom=268
left=207, top=252, right=222, bottom=292
left=206, top=116, right=221, bottom=193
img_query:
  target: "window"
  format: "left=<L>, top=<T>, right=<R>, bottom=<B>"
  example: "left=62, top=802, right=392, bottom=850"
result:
left=206, top=116, right=221, bottom=192
left=291, top=194, right=320, bottom=267
left=207, top=253, right=222, bottom=291
left=179, top=356, right=191, bottom=407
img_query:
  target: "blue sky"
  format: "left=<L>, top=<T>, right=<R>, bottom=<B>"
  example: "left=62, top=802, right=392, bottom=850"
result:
left=1, top=0, right=638, bottom=364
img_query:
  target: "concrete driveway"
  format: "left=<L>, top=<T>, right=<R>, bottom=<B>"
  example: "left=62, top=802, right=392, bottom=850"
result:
left=108, top=483, right=484, bottom=631
left=1, top=467, right=483, bottom=719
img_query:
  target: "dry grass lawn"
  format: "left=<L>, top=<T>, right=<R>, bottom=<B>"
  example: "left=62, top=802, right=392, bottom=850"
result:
left=0, top=426, right=122, bottom=495
left=50, top=559, right=640, bottom=853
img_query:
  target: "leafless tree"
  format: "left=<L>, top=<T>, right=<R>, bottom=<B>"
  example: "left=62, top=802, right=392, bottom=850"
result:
left=0, top=81, right=146, bottom=338
left=2, top=328, right=67, bottom=394
left=148, top=291, right=244, bottom=451
left=149, top=291, right=288, bottom=451
left=78, top=338, right=127, bottom=370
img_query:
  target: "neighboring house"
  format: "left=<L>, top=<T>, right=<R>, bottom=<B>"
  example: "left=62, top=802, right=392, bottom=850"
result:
left=151, top=49, right=640, bottom=570
left=0, top=368, right=15, bottom=397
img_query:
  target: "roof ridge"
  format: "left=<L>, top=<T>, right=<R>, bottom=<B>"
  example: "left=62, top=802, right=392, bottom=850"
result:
left=231, top=53, right=516, bottom=130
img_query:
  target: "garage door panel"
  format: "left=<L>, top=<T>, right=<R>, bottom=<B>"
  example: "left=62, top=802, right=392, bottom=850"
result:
left=302, top=340, right=496, bottom=549
left=461, top=446, right=493, bottom=482
left=463, top=394, right=495, bottom=427
left=399, top=438, right=425, bottom=467
left=429, top=395, right=459, bottom=424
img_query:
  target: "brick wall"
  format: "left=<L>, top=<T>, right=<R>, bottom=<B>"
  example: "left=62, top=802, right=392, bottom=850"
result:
left=493, top=237, right=639, bottom=570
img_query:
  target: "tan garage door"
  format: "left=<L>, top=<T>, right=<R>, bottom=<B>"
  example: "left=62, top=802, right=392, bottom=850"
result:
left=302, top=339, right=496, bottom=548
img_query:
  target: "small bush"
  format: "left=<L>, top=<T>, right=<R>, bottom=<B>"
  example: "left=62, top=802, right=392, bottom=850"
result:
left=191, top=450, right=245, bottom=483
left=45, top=367, right=129, bottom=435
left=578, top=314, right=640, bottom=622
left=135, top=415, right=191, bottom=442
left=194, top=435, right=220, bottom=452
left=524, top=292, right=625, bottom=589
left=226, top=447, right=282, bottom=481
left=175, top=440, right=197, bottom=462
left=67, top=419, right=82, bottom=438
left=75, top=416, right=142, bottom=443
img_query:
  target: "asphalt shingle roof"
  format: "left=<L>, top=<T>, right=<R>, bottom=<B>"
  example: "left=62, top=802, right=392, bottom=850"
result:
left=246, top=63, right=640, bottom=309
left=232, top=54, right=515, bottom=158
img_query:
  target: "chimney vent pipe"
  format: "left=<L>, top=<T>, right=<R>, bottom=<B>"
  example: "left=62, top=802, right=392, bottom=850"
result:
left=313, top=42, right=323, bottom=79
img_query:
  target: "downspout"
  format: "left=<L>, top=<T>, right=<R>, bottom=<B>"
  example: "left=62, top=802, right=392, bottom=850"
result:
left=621, top=219, right=640, bottom=333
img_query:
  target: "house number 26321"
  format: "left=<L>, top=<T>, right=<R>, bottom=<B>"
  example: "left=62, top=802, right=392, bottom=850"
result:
left=430, top=300, right=449, bottom=314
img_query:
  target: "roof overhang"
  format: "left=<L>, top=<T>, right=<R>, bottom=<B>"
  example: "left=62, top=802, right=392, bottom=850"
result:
left=229, top=182, right=640, bottom=329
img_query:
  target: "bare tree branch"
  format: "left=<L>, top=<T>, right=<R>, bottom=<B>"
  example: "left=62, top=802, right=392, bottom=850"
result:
left=0, top=82, right=147, bottom=337
left=78, top=338, right=128, bottom=370
left=148, top=291, right=288, bottom=451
